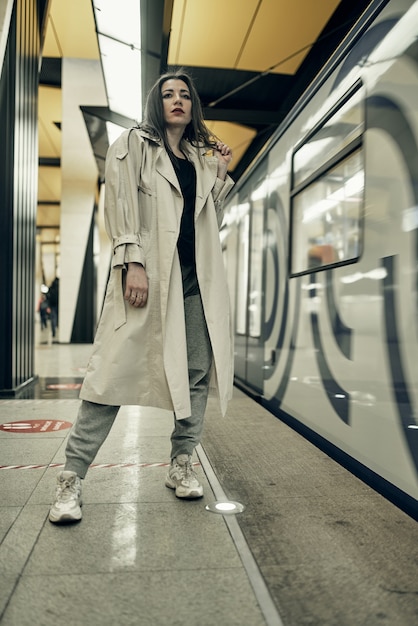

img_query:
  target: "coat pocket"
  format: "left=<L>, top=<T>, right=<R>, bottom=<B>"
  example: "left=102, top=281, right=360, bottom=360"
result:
left=138, top=183, right=152, bottom=195
left=137, top=185, right=153, bottom=232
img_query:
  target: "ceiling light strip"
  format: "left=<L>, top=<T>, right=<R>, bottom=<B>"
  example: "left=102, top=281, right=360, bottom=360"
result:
left=93, top=0, right=142, bottom=122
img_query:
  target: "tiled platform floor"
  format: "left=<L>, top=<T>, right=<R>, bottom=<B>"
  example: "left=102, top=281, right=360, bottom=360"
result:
left=0, top=344, right=278, bottom=626
left=1, top=342, right=417, bottom=625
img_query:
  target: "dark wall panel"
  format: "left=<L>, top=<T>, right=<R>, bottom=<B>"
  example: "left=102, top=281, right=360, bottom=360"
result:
left=71, top=210, right=97, bottom=344
left=0, top=0, right=45, bottom=395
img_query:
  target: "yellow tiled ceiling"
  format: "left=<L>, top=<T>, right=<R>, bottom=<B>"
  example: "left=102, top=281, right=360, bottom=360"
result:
left=169, top=0, right=260, bottom=71
left=38, top=0, right=99, bottom=245
left=36, top=229, right=60, bottom=245
left=42, top=0, right=99, bottom=59
left=38, top=86, right=61, bottom=158
left=206, top=121, right=257, bottom=169
left=168, top=0, right=340, bottom=74
left=38, top=166, right=61, bottom=203
left=37, top=205, right=61, bottom=229
left=239, top=0, right=341, bottom=74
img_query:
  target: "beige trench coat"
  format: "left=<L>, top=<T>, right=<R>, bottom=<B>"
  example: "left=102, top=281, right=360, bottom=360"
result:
left=80, top=128, right=235, bottom=419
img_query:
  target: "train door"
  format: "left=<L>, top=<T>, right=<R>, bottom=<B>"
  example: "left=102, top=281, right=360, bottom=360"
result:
left=233, top=164, right=267, bottom=394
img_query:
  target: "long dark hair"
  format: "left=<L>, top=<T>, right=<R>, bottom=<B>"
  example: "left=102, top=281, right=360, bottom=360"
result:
left=140, top=69, right=217, bottom=156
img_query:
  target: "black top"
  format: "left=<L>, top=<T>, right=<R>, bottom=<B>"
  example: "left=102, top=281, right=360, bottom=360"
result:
left=169, top=152, right=199, bottom=298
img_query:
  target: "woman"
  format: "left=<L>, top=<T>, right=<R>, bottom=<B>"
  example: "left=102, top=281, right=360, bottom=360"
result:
left=49, top=70, right=234, bottom=523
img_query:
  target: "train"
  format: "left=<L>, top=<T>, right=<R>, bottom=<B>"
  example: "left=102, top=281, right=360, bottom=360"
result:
left=222, top=0, right=418, bottom=516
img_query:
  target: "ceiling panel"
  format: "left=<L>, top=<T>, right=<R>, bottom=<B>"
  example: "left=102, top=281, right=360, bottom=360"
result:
left=37, top=205, right=61, bottom=229
left=206, top=121, right=257, bottom=166
left=168, top=0, right=260, bottom=70
left=42, top=0, right=99, bottom=59
left=168, top=0, right=341, bottom=74
left=38, top=85, right=61, bottom=157
left=38, top=166, right=61, bottom=203
left=42, top=21, right=61, bottom=58
left=237, top=0, right=341, bottom=74
left=38, top=0, right=99, bottom=245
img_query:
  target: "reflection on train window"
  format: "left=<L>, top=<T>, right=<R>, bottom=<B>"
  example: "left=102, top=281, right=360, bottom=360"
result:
left=291, top=149, right=363, bottom=275
left=293, top=84, right=363, bottom=187
left=248, top=184, right=265, bottom=338
left=236, top=203, right=250, bottom=334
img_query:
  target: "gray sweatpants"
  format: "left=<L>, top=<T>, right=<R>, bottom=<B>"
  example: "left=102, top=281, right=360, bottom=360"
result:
left=64, top=294, right=212, bottom=478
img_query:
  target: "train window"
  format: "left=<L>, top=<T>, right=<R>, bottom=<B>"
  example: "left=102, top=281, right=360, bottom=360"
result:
left=293, top=83, right=364, bottom=188
left=290, top=149, right=363, bottom=275
left=290, top=84, right=364, bottom=276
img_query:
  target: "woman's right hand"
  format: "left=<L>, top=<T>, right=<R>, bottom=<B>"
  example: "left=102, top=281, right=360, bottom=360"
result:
left=125, top=262, right=148, bottom=307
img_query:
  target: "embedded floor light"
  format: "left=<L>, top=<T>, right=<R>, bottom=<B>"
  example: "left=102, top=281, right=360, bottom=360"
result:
left=205, top=501, right=245, bottom=515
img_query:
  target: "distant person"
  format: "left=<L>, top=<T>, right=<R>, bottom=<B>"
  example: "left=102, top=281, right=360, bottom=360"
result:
left=48, top=277, right=59, bottom=341
left=37, top=293, right=50, bottom=332
left=49, top=69, right=234, bottom=524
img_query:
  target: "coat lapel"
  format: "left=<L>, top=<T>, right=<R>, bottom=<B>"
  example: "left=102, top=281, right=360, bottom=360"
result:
left=155, top=147, right=182, bottom=195
left=186, top=148, right=218, bottom=219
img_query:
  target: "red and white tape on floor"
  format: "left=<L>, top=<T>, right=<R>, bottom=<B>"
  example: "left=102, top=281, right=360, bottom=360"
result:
left=0, top=461, right=200, bottom=470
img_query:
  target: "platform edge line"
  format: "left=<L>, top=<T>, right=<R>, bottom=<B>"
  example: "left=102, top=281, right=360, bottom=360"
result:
left=196, top=444, right=285, bottom=626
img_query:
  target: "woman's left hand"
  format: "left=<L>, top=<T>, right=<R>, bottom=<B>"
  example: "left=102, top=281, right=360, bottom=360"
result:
left=214, top=142, right=232, bottom=180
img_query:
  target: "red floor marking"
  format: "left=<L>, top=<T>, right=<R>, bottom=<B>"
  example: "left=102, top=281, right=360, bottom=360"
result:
left=0, top=461, right=201, bottom=470
left=0, top=419, right=72, bottom=433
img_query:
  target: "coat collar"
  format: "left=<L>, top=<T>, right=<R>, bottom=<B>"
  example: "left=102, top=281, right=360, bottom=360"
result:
left=126, top=127, right=220, bottom=212
left=154, top=139, right=219, bottom=211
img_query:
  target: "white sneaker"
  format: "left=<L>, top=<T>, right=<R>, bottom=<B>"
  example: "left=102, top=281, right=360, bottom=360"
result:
left=165, top=454, right=203, bottom=499
left=49, top=470, right=82, bottom=523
